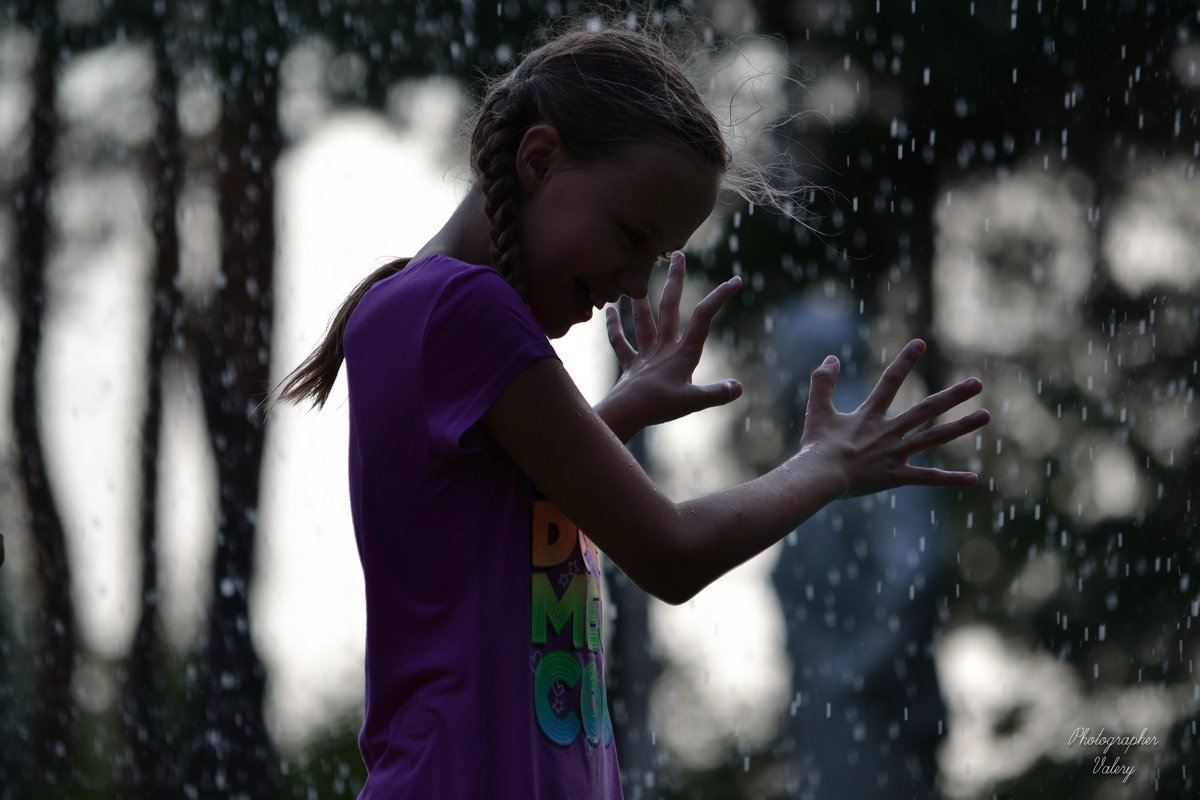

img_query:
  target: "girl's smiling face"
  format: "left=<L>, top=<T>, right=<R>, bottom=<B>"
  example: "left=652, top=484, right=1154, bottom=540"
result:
left=513, top=125, right=722, bottom=338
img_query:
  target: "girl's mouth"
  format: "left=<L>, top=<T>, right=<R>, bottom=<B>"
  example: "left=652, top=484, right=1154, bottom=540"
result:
left=574, top=280, right=616, bottom=322
left=575, top=280, right=596, bottom=321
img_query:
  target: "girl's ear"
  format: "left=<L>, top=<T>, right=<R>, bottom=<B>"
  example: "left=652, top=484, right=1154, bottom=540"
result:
left=514, top=123, right=566, bottom=193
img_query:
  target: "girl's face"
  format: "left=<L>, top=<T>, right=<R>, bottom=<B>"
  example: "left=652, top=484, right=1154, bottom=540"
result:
left=514, top=129, right=722, bottom=338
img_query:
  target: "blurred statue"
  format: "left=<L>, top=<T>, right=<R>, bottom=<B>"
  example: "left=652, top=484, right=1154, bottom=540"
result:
left=767, top=294, right=949, bottom=799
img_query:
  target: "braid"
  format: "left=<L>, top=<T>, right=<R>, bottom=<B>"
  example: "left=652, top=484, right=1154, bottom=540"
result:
left=472, top=80, right=537, bottom=297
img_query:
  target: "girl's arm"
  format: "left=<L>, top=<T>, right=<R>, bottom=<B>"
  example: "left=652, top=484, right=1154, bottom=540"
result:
left=482, top=338, right=988, bottom=605
left=592, top=252, right=744, bottom=442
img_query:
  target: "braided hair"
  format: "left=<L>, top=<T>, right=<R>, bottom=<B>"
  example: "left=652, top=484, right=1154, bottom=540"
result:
left=471, top=74, right=541, bottom=297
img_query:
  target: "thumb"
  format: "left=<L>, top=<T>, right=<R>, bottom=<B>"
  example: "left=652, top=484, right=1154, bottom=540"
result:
left=686, top=379, right=744, bottom=413
left=806, top=355, right=840, bottom=414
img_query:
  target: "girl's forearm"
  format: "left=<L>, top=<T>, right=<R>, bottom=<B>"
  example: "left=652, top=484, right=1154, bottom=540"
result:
left=592, top=395, right=638, bottom=444
left=646, top=449, right=847, bottom=604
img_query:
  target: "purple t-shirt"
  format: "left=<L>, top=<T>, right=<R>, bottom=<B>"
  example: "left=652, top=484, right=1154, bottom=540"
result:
left=343, top=254, right=624, bottom=799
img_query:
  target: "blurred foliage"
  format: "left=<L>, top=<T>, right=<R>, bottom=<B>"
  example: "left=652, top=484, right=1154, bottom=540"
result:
left=278, top=718, right=367, bottom=800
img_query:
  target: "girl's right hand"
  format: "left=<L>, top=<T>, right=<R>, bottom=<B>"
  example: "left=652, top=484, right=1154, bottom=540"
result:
left=798, top=339, right=989, bottom=496
left=595, top=251, right=743, bottom=441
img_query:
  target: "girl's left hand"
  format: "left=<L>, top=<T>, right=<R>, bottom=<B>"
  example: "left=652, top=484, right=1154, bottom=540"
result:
left=594, top=251, right=743, bottom=442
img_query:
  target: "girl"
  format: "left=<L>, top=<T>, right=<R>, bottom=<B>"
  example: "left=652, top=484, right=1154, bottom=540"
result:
left=278, top=25, right=989, bottom=800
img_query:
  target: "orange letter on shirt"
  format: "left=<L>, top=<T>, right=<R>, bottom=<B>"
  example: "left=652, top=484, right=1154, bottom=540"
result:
left=532, top=500, right=578, bottom=568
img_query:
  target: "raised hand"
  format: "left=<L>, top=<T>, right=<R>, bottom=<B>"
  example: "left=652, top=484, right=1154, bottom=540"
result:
left=799, top=339, right=989, bottom=496
left=593, top=252, right=743, bottom=441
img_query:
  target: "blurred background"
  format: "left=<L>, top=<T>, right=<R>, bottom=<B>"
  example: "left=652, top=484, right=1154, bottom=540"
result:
left=0, top=1, right=1197, bottom=798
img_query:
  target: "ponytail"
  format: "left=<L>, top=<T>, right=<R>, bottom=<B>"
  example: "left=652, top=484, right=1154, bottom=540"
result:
left=271, top=257, right=409, bottom=410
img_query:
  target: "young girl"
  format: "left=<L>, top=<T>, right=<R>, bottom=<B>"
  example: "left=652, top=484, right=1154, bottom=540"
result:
left=278, top=25, right=989, bottom=800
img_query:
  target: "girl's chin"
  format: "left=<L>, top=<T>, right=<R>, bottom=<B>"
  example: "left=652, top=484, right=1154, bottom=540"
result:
left=533, top=309, right=575, bottom=339
left=533, top=300, right=592, bottom=338
left=546, top=318, right=577, bottom=339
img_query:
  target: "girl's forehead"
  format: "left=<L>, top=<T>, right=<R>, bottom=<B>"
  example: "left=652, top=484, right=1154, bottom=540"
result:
left=594, top=145, right=720, bottom=216
left=587, top=145, right=719, bottom=196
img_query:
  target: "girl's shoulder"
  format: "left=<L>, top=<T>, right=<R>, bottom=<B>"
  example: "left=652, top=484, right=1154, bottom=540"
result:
left=352, top=254, right=495, bottom=312
left=349, top=253, right=521, bottom=343
left=384, top=253, right=500, bottom=294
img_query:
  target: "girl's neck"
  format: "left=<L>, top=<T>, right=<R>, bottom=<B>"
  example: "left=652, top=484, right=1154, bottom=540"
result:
left=413, top=183, right=494, bottom=267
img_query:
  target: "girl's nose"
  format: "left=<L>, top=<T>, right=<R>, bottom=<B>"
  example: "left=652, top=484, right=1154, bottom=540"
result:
left=614, top=264, right=652, bottom=299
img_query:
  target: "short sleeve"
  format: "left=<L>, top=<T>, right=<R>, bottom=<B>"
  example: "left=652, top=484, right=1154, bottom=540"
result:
left=422, top=265, right=558, bottom=453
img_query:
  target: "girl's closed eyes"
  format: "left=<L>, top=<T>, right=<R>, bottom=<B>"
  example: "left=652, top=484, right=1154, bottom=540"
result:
left=620, top=223, right=646, bottom=246
left=619, top=223, right=675, bottom=272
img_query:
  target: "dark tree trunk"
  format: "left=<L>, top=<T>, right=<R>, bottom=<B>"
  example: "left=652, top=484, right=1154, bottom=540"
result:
left=605, top=311, right=665, bottom=799
left=606, top=557, right=662, bottom=800
left=120, top=7, right=185, bottom=797
left=187, top=2, right=283, bottom=796
left=11, top=18, right=78, bottom=791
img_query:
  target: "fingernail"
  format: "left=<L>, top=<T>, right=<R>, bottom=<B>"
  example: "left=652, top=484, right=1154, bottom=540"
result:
left=823, top=355, right=837, bottom=366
